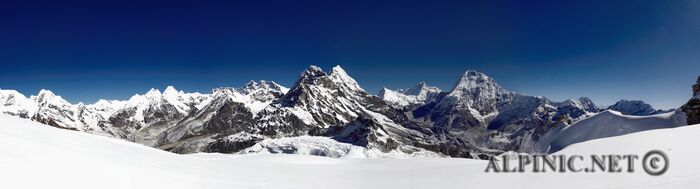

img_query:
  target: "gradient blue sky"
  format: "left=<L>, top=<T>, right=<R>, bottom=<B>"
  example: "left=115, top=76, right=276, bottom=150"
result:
left=1, top=0, right=698, bottom=109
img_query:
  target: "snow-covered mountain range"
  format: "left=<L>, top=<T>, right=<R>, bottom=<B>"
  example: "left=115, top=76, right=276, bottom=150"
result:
left=0, top=65, right=693, bottom=159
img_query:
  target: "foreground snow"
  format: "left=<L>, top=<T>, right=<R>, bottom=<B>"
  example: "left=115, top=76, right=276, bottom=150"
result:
left=1, top=114, right=699, bottom=189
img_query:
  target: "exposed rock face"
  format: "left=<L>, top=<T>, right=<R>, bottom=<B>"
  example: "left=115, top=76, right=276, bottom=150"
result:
left=695, top=76, right=700, bottom=97
left=682, top=76, right=700, bottom=125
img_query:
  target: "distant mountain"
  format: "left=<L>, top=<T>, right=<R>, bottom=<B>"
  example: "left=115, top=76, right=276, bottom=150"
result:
left=0, top=89, right=37, bottom=118
left=551, top=97, right=600, bottom=121
left=606, top=99, right=671, bottom=116
left=0, top=89, right=129, bottom=137
left=379, top=82, right=441, bottom=108
left=405, top=70, right=600, bottom=153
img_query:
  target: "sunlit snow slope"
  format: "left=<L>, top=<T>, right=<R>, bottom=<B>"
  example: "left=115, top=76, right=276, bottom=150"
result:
left=1, top=114, right=698, bottom=189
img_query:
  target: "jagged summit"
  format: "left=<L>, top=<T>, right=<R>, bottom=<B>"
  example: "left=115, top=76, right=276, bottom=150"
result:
left=37, top=89, right=56, bottom=97
left=0, top=89, right=37, bottom=118
left=135, top=88, right=164, bottom=102
left=403, top=81, right=426, bottom=95
left=35, top=89, right=59, bottom=100
left=426, top=70, right=511, bottom=119
left=282, top=65, right=368, bottom=106
left=300, top=65, right=326, bottom=78
left=285, top=65, right=328, bottom=93
left=557, top=97, right=597, bottom=110
left=380, top=81, right=441, bottom=107
left=330, top=65, right=348, bottom=76
left=449, top=70, right=506, bottom=97
left=405, top=81, right=441, bottom=96
left=329, top=65, right=364, bottom=92
left=576, top=97, right=598, bottom=112
left=33, top=89, right=71, bottom=107
left=163, top=86, right=179, bottom=95
left=0, top=89, right=29, bottom=102
left=243, top=80, right=289, bottom=93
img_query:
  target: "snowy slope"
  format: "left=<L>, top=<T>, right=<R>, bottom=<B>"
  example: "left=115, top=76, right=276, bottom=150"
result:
left=545, top=109, right=687, bottom=153
left=2, top=114, right=699, bottom=189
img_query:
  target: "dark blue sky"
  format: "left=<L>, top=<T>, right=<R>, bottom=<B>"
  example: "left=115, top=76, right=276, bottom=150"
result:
left=1, top=0, right=698, bottom=109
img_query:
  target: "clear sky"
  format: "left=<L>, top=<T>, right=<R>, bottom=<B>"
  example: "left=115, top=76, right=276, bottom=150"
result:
left=1, top=0, right=698, bottom=109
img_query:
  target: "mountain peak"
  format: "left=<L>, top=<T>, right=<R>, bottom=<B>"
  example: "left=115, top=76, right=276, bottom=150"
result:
left=0, top=89, right=28, bottom=100
left=126, top=88, right=164, bottom=103
left=576, top=97, right=598, bottom=111
left=145, top=88, right=162, bottom=98
left=330, top=65, right=347, bottom=76
left=462, top=70, right=491, bottom=79
left=449, top=70, right=505, bottom=97
left=242, top=80, right=289, bottom=93
left=404, top=81, right=440, bottom=96
left=329, top=65, right=364, bottom=92
left=245, top=80, right=259, bottom=87
left=261, top=80, right=290, bottom=93
left=33, top=89, right=70, bottom=106
left=578, top=97, right=593, bottom=102
left=301, top=65, right=326, bottom=78
left=163, top=86, right=179, bottom=96
left=379, top=82, right=441, bottom=107
left=37, top=89, right=56, bottom=97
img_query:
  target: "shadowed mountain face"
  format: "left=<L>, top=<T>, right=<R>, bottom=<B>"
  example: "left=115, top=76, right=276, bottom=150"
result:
left=606, top=99, right=670, bottom=116
left=682, top=76, right=700, bottom=125
left=0, top=66, right=684, bottom=159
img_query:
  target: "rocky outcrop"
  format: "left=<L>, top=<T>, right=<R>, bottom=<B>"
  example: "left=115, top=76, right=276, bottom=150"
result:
left=695, top=76, right=700, bottom=97
left=682, top=76, right=700, bottom=125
